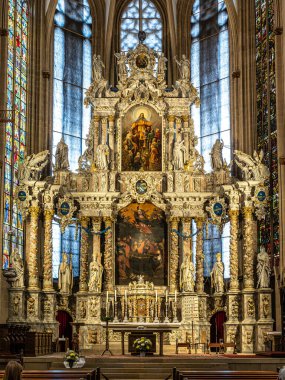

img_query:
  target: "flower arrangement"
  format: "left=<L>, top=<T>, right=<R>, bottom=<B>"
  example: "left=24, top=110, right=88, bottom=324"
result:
left=133, top=337, right=152, bottom=352
left=65, top=350, right=79, bottom=368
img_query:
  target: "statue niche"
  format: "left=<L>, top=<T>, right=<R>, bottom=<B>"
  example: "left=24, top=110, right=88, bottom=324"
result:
left=121, top=106, right=162, bottom=172
left=115, top=202, right=167, bottom=285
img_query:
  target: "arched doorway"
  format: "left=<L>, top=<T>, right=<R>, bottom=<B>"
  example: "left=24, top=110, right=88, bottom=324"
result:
left=210, top=311, right=227, bottom=345
left=56, top=310, right=73, bottom=345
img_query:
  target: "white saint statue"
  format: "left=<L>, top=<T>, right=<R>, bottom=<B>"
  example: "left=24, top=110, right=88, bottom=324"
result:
left=157, top=53, right=167, bottom=76
left=211, top=253, right=224, bottom=293
left=96, top=143, right=110, bottom=170
left=210, top=139, right=224, bottom=171
left=173, top=140, right=187, bottom=170
left=257, top=246, right=271, bottom=288
left=175, top=54, right=190, bottom=81
left=10, top=248, right=24, bottom=288
left=92, top=54, right=105, bottom=82
left=88, top=259, right=103, bottom=292
left=180, top=256, right=195, bottom=292
left=54, top=137, right=69, bottom=171
left=115, top=52, right=127, bottom=78
left=58, top=252, right=73, bottom=294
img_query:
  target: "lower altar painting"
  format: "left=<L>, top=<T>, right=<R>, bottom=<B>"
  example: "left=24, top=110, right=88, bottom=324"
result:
left=115, top=202, right=167, bottom=285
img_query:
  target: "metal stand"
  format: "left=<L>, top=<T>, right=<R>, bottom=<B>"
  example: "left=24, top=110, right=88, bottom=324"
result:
left=101, top=318, right=113, bottom=356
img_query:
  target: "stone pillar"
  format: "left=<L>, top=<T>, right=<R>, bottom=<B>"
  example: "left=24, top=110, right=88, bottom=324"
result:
left=195, top=217, right=204, bottom=294
left=175, top=117, right=182, bottom=142
left=168, top=115, right=175, bottom=169
left=169, top=217, right=179, bottom=293
left=182, top=115, right=189, bottom=162
left=43, top=208, right=54, bottom=291
left=255, top=288, right=274, bottom=351
left=103, top=217, right=114, bottom=291
left=229, top=209, right=239, bottom=291
left=108, top=115, right=115, bottom=169
left=182, top=218, right=192, bottom=259
left=28, top=206, right=40, bottom=290
left=79, top=217, right=89, bottom=293
left=92, top=217, right=101, bottom=261
left=93, top=115, right=100, bottom=151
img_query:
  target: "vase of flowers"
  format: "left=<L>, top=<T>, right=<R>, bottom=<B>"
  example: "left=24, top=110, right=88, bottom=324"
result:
left=64, top=350, right=79, bottom=368
left=133, top=337, right=152, bottom=357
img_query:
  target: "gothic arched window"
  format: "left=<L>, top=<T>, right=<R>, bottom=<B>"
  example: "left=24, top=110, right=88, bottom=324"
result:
left=52, top=0, right=92, bottom=279
left=120, top=0, right=163, bottom=52
left=3, top=0, right=29, bottom=268
left=191, top=0, right=231, bottom=279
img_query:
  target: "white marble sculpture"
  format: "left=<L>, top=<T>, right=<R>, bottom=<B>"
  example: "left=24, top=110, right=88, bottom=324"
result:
left=115, top=52, right=127, bottom=79
left=234, top=149, right=270, bottom=181
left=96, top=143, right=110, bottom=170
left=211, top=253, right=224, bottom=293
left=92, top=54, right=105, bottom=82
left=54, top=137, right=69, bottom=171
left=173, top=140, right=186, bottom=170
left=10, top=248, right=24, bottom=288
left=157, top=53, right=167, bottom=77
left=175, top=55, right=190, bottom=81
left=210, top=139, right=224, bottom=171
left=180, top=256, right=195, bottom=292
left=88, top=259, right=103, bottom=292
left=58, top=252, right=73, bottom=294
left=18, top=150, right=50, bottom=182
left=257, top=246, right=271, bottom=288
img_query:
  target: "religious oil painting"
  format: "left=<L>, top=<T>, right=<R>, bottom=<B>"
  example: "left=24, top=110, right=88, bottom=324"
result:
left=121, top=106, right=162, bottom=171
left=115, top=202, right=167, bottom=285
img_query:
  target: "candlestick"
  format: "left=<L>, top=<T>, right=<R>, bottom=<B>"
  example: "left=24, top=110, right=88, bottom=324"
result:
left=125, top=289, right=127, bottom=299
left=173, top=300, right=178, bottom=323
left=164, top=299, right=170, bottom=323
left=123, top=294, right=128, bottom=323
left=154, top=299, right=159, bottom=323
left=106, top=291, right=109, bottom=304
left=165, top=290, right=168, bottom=303
left=114, top=289, right=117, bottom=302
left=156, top=290, right=158, bottom=302
left=175, top=290, right=177, bottom=303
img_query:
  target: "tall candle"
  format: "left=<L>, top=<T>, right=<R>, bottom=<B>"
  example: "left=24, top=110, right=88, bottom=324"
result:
left=165, top=290, right=168, bottom=303
left=175, top=290, right=177, bottom=303
left=156, top=290, right=158, bottom=302
left=114, top=289, right=117, bottom=302
left=125, top=289, right=127, bottom=299
left=106, top=291, right=109, bottom=304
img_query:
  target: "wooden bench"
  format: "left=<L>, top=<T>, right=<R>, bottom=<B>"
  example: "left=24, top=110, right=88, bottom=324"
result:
left=208, top=341, right=236, bottom=354
left=172, top=368, right=278, bottom=380
left=0, top=368, right=99, bottom=380
left=176, top=339, right=191, bottom=354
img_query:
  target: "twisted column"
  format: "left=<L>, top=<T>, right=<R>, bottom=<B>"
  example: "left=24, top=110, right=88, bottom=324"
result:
left=79, top=217, right=89, bottom=292
left=28, top=206, right=40, bottom=290
left=104, top=217, right=114, bottom=291
left=43, top=208, right=54, bottom=291
left=169, top=217, right=179, bottom=293
left=195, top=217, right=204, bottom=293
left=229, top=209, right=239, bottom=291
left=243, top=206, right=255, bottom=289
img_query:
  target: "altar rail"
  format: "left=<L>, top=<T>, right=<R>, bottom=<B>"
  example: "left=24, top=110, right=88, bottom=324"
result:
left=0, top=368, right=99, bottom=380
left=172, top=368, right=278, bottom=380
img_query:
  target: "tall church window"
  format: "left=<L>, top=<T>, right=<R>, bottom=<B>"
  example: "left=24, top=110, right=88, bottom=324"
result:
left=120, top=0, right=162, bottom=52
left=3, top=0, right=29, bottom=268
left=190, top=0, right=230, bottom=280
left=255, top=0, right=278, bottom=262
left=52, top=0, right=92, bottom=278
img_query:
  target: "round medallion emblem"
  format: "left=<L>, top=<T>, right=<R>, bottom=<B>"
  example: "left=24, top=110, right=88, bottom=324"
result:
left=136, top=180, right=148, bottom=195
left=18, top=190, right=27, bottom=202
left=136, top=53, right=148, bottom=69
left=213, top=202, right=223, bottom=216
left=257, top=190, right=266, bottom=202
left=60, top=202, right=70, bottom=216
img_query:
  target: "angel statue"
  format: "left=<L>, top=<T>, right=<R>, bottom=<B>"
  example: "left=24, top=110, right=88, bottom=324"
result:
left=115, top=52, right=127, bottom=79
left=257, top=246, right=271, bottom=288
left=175, top=55, right=190, bottom=81
left=18, top=150, right=50, bottom=182
left=234, top=149, right=270, bottom=181
left=173, top=140, right=187, bottom=170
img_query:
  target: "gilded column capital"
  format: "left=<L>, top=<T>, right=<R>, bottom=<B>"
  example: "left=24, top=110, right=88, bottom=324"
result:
left=29, top=206, right=40, bottom=217
left=80, top=216, right=89, bottom=228
left=44, top=208, right=54, bottom=220
left=168, top=115, right=175, bottom=123
left=194, top=217, right=205, bottom=227
left=229, top=209, right=239, bottom=218
left=94, top=115, right=101, bottom=122
left=108, top=115, right=115, bottom=122
left=243, top=206, right=253, bottom=218
left=182, top=115, right=189, bottom=122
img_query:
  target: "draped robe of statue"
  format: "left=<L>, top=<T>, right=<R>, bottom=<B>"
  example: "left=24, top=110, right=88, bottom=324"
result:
left=211, top=253, right=224, bottom=293
left=58, top=253, right=73, bottom=294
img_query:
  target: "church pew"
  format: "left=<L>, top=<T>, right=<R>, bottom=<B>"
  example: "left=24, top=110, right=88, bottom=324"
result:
left=172, top=369, right=278, bottom=380
left=0, top=368, right=98, bottom=380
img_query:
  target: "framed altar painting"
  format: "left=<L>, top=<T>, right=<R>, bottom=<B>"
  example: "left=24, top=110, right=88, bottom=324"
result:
left=121, top=106, right=162, bottom=171
left=115, top=202, right=167, bottom=285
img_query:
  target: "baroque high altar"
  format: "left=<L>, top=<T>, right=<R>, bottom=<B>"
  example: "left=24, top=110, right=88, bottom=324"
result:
left=7, top=43, right=273, bottom=354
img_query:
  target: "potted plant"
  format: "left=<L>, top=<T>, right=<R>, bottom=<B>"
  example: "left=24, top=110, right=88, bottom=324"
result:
left=64, top=349, right=79, bottom=368
left=133, top=337, right=152, bottom=357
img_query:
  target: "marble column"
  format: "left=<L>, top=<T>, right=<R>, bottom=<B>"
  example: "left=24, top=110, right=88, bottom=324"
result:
left=43, top=208, right=54, bottom=291
left=28, top=206, right=40, bottom=290
left=182, top=115, right=189, bottom=162
left=169, top=218, right=179, bottom=293
left=195, top=217, right=204, bottom=294
left=229, top=209, right=239, bottom=291
left=108, top=115, right=115, bottom=169
left=79, top=217, right=89, bottom=292
left=103, top=217, right=114, bottom=291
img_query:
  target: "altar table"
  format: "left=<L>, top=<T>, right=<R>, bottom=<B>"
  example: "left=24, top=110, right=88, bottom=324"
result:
left=107, top=323, right=180, bottom=356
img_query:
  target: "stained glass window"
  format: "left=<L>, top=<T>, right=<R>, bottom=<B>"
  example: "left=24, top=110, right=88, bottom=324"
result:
left=191, top=0, right=230, bottom=172
left=255, top=0, right=278, bottom=263
left=3, top=0, right=29, bottom=269
left=190, top=0, right=230, bottom=279
left=120, top=0, right=162, bottom=52
left=52, top=0, right=92, bottom=278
